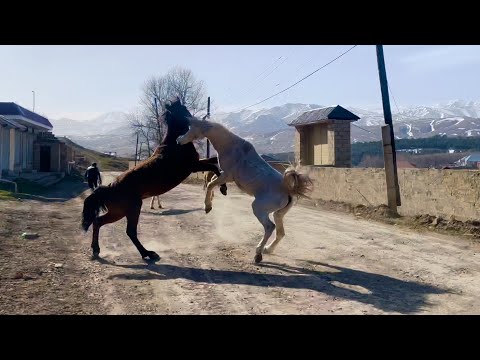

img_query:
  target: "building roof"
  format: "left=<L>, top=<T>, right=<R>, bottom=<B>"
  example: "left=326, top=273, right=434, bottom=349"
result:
left=0, top=102, right=53, bottom=129
left=0, top=115, right=27, bottom=131
left=465, top=153, right=480, bottom=162
left=288, top=105, right=360, bottom=127
left=457, top=153, right=480, bottom=165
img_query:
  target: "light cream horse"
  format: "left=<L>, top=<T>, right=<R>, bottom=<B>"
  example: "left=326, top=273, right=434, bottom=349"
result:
left=177, top=117, right=312, bottom=263
left=150, top=195, right=163, bottom=209
left=203, top=171, right=216, bottom=200
left=203, top=171, right=216, bottom=190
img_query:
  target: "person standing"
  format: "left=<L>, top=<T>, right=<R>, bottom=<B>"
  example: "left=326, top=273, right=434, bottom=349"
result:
left=84, top=162, right=102, bottom=190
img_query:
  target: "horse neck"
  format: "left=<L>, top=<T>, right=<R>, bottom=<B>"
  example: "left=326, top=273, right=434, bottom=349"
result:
left=205, top=124, right=238, bottom=153
left=163, top=129, right=185, bottom=145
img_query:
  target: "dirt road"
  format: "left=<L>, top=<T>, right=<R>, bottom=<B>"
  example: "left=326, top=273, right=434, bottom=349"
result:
left=2, top=171, right=480, bottom=314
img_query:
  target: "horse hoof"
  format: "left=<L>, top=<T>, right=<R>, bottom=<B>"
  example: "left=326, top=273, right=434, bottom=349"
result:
left=220, top=186, right=227, bottom=196
left=144, top=251, right=160, bottom=262
left=254, top=254, right=263, bottom=263
left=92, top=251, right=100, bottom=260
left=205, top=206, right=212, bottom=214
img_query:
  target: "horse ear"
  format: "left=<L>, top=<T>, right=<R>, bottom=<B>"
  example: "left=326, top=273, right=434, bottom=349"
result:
left=165, top=96, right=181, bottom=109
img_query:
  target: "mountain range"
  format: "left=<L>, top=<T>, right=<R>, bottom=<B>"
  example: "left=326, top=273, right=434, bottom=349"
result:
left=49, top=100, right=480, bottom=157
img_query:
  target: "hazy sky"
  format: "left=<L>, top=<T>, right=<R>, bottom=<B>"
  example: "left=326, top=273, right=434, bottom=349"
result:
left=1, top=45, right=479, bottom=120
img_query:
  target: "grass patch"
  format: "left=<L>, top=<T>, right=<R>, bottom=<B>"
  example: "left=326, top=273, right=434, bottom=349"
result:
left=0, top=190, right=15, bottom=201
left=60, top=137, right=129, bottom=172
left=15, top=178, right=47, bottom=195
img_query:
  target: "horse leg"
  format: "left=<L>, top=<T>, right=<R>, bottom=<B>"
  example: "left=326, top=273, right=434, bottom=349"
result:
left=194, top=160, right=228, bottom=196
left=125, top=198, right=160, bottom=262
left=91, top=210, right=125, bottom=259
left=157, top=196, right=163, bottom=209
left=251, top=198, right=276, bottom=263
left=210, top=174, right=217, bottom=200
left=264, top=196, right=293, bottom=254
left=204, top=172, right=231, bottom=214
left=150, top=197, right=155, bottom=209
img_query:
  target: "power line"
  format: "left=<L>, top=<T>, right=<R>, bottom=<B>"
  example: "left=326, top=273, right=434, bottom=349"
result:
left=235, top=45, right=358, bottom=112
left=223, top=56, right=283, bottom=98
left=352, top=123, right=375, bottom=134
left=252, top=56, right=284, bottom=82
left=223, top=55, right=289, bottom=104
left=237, top=48, right=321, bottom=105
left=234, top=56, right=290, bottom=99
left=387, top=83, right=401, bottom=115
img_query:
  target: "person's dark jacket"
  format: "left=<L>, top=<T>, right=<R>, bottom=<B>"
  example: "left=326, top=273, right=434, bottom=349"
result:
left=84, top=166, right=102, bottom=184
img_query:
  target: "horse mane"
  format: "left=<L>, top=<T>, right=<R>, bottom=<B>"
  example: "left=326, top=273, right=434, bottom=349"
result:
left=189, top=116, right=234, bottom=136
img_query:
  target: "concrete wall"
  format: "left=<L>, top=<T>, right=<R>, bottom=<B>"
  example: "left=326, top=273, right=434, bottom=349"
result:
left=302, top=166, right=480, bottom=221
left=0, top=127, right=10, bottom=175
left=50, top=143, right=61, bottom=172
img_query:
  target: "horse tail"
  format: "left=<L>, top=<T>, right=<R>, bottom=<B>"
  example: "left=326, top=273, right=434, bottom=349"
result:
left=282, top=165, right=313, bottom=200
left=81, top=186, right=109, bottom=232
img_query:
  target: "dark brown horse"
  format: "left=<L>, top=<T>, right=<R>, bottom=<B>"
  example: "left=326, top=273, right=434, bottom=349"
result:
left=81, top=99, right=227, bottom=262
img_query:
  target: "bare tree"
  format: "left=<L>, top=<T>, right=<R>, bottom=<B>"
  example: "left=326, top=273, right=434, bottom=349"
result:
left=134, top=66, right=207, bottom=149
left=127, top=108, right=156, bottom=159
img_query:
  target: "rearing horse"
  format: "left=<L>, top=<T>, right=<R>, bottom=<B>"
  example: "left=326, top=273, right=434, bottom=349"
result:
left=81, top=99, right=227, bottom=262
left=177, top=117, right=312, bottom=263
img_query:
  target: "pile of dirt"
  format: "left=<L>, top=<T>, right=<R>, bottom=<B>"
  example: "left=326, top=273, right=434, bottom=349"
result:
left=300, top=199, right=399, bottom=221
left=299, top=197, right=480, bottom=240
left=409, top=215, right=480, bottom=238
left=350, top=204, right=400, bottom=221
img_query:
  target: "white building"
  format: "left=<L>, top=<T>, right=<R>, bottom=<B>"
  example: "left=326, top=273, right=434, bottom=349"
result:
left=0, top=103, right=53, bottom=178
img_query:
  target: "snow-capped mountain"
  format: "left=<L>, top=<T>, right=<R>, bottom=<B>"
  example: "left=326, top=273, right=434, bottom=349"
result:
left=213, top=103, right=323, bottom=135
left=50, top=111, right=130, bottom=137
left=48, top=99, right=480, bottom=157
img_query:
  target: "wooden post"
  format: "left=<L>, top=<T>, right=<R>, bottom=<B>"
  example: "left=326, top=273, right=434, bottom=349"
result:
left=376, top=45, right=401, bottom=207
left=206, top=96, right=211, bottom=158
left=382, top=125, right=398, bottom=213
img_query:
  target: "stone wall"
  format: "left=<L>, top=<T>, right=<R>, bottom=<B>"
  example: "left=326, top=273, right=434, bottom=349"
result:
left=302, top=166, right=480, bottom=221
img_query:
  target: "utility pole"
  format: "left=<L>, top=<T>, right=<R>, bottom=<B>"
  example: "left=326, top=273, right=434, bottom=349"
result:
left=206, top=97, right=211, bottom=157
left=138, top=142, right=143, bottom=161
left=32, top=91, right=35, bottom=112
left=376, top=45, right=401, bottom=211
left=134, top=131, right=139, bottom=166
left=154, top=98, right=161, bottom=145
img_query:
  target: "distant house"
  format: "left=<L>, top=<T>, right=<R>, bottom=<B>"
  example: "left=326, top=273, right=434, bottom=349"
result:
left=455, top=153, right=480, bottom=169
left=0, top=102, right=74, bottom=178
left=0, top=103, right=53, bottom=176
left=288, top=105, right=360, bottom=167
